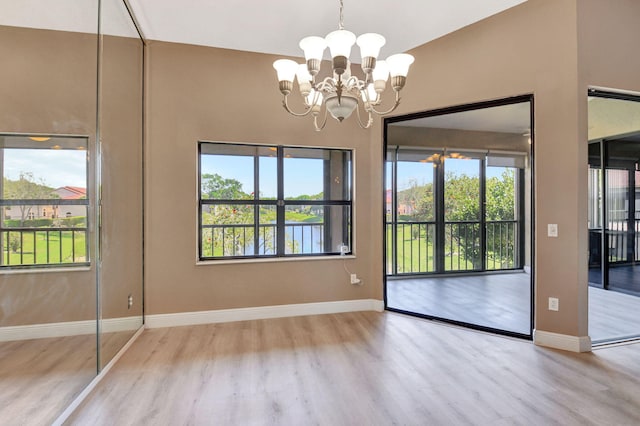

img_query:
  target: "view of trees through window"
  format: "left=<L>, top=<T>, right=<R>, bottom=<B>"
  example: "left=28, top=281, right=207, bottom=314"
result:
left=199, top=143, right=352, bottom=259
left=387, top=149, right=521, bottom=275
left=0, top=135, right=88, bottom=268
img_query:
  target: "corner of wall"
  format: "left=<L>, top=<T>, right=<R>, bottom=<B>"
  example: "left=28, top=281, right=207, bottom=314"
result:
left=533, top=329, right=592, bottom=353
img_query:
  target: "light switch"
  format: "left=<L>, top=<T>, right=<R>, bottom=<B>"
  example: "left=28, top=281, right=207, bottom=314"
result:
left=547, top=224, right=558, bottom=237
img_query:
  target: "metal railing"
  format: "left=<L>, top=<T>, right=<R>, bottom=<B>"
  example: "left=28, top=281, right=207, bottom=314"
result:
left=201, top=222, right=326, bottom=258
left=486, top=220, right=517, bottom=270
left=444, top=221, right=481, bottom=272
left=388, top=221, right=436, bottom=274
left=1, top=227, right=88, bottom=266
left=604, top=219, right=640, bottom=263
left=284, top=223, right=324, bottom=254
left=387, top=219, right=518, bottom=275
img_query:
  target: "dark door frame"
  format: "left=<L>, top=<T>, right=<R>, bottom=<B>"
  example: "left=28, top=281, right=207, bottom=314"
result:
left=382, top=94, right=535, bottom=340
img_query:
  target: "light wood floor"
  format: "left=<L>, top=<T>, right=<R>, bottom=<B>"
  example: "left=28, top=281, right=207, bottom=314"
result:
left=0, top=335, right=96, bottom=426
left=67, top=312, right=640, bottom=425
left=0, top=330, right=140, bottom=426
left=589, top=287, right=640, bottom=342
left=387, top=273, right=640, bottom=341
left=386, top=273, right=532, bottom=334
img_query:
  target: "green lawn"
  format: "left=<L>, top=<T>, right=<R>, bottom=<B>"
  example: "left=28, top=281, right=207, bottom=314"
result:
left=2, top=230, right=87, bottom=265
left=386, top=224, right=512, bottom=274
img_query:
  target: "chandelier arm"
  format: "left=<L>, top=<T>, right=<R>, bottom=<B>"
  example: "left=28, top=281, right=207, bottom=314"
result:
left=355, top=103, right=374, bottom=129
left=316, top=77, right=337, bottom=92
left=367, top=91, right=402, bottom=116
left=282, top=95, right=314, bottom=117
left=313, top=107, right=329, bottom=132
left=345, top=76, right=364, bottom=90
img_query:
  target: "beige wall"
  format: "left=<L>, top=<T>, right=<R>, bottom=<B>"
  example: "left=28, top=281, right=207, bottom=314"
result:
left=367, top=0, right=585, bottom=337
left=144, top=42, right=374, bottom=315
left=578, top=0, right=640, bottom=95
left=576, top=0, right=640, bottom=337
left=0, top=26, right=97, bottom=326
left=0, top=28, right=145, bottom=331
left=100, top=34, right=144, bottom=321
left=143, top=0, right=640, bottom=341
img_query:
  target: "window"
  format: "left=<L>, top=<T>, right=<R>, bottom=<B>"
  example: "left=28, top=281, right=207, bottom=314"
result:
left=386, top=146, right=525, bottom=275
left=199, top=142, right=353, bottom=260
left=1, top=134, right=89, bottom=268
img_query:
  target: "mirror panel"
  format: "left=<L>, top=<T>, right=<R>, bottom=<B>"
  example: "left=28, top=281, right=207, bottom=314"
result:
left=0, top=1, right=99, bottom=423
left=588, top=92, right=640, bottom=344
left=98, top=0, right=144, bottom=368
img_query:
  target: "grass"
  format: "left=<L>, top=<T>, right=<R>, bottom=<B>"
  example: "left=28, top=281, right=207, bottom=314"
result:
left=2, top=230, right=87, bottom=266
left=386, top=224, right=512, bottom=274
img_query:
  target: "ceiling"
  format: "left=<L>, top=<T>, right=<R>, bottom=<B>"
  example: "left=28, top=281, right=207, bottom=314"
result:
left=391, top=102, right=532, bottom=134
left=0, top=0, right=527, bottom=59
left=588, top=96, right=640, bottom=141
left=127, top=0, right=526, bottom=58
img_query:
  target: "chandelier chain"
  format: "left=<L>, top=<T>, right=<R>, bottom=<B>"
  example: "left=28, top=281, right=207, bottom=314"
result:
left=339, top=0, right=344, bottom=30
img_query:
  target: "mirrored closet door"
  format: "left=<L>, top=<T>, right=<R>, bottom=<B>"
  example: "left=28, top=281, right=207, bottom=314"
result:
left=0, top=0, right=144, bottom=423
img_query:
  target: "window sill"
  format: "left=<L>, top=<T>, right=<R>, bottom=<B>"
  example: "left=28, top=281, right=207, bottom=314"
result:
left=197, top=255, right=356, bottom=266
left=0, top=265, right=91, bottom=275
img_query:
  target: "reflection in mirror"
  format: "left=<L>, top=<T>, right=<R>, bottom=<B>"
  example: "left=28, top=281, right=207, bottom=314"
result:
left=0, top=1, right=99, bottom=422
left=384, top=97, right=533, bottom=337
left=98, top=0, right=144, bottom=369
left=587, top=91, right=640, bottom=344
left=1, top=135, right=89, bottom=268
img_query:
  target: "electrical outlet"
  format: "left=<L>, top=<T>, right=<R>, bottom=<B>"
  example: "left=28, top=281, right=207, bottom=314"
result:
left=128, top=294, right=133, bottom=309
left=547, top=224, right=558, bottom=237
left=548, top=297, right=559, bottom=311
left=350, top=274, right=361, bottom=285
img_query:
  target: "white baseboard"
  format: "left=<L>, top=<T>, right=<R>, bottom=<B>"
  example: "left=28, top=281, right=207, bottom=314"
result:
left=534, top=329, right=592, bottom=352
left=146, top=299, right=385, bottom=329
left=0, top=320, right=95, bottom=342
left=0, top=316, right=142, bottom=342
left=100, top=316, right=144, bottom=334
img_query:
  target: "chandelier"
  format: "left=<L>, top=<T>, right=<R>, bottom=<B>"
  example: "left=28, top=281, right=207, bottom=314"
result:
left=272, top=0, right=415, bottom=131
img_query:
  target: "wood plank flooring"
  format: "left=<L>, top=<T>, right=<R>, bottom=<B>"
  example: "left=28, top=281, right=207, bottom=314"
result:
left=589, top=287, right=640, bottom=342
left=67, top=312, right=640, bottom=425
left=387, top=273, right=640, bottom=342
left=0, top=330, right=141, bottom=426
left=386, top=272, right=531, bottom=334
left=0, top=335, right=96, bottom=426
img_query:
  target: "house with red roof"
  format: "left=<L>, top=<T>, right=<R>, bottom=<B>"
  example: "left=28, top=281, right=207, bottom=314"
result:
left=3, top=186, right=86, bottom=222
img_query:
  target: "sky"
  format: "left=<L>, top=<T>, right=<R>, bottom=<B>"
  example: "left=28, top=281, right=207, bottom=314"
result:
left=3, top=149, right=508, bottom=196
left=6, top=149, right=325, bottom=196
left=3, top=149, right=87, bottom=188
left=200, top=154, right=324, bottom=198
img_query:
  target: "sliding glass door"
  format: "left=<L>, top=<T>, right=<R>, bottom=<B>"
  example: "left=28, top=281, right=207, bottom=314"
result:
left=384, top=96, right=533, bottom=338
left=588, top=91, right=640, bottom=344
